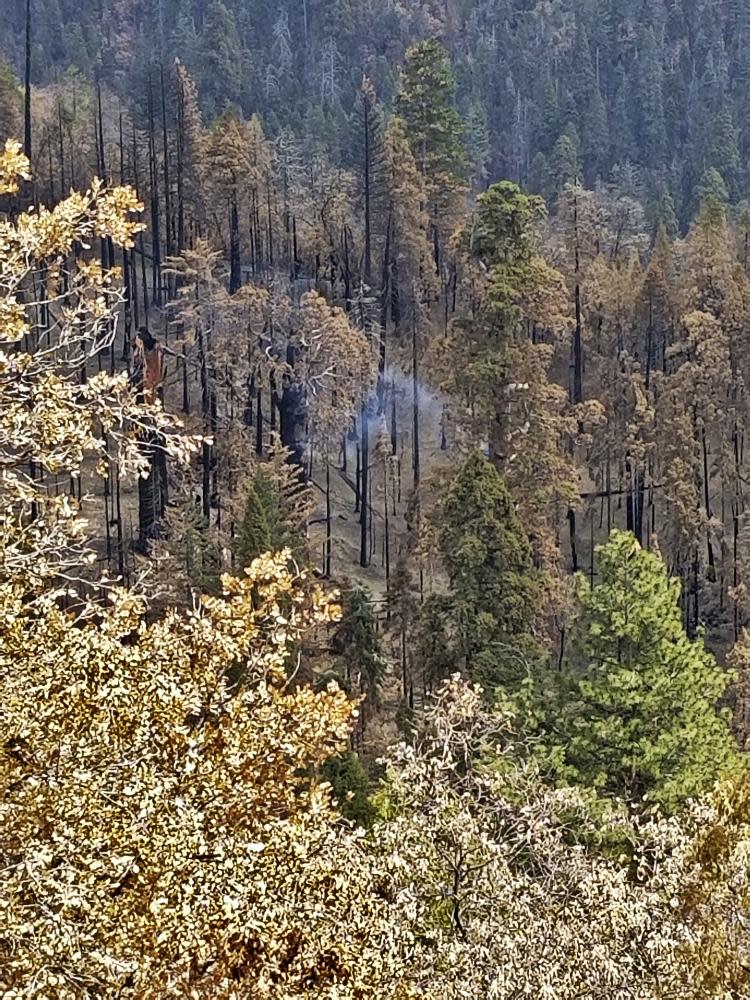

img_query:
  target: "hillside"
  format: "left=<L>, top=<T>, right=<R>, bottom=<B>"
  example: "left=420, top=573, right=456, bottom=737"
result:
left=2, top=0, right=750, bottom=226
left=3, top=5, right=750, bottom=996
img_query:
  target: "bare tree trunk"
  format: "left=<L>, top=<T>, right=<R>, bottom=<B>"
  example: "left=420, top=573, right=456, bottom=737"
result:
left=363, top=90, right=372, bottom=287
left=176, top=66, right=186, bottom=253
left=355, top=442, right=361, bottom=514
left=57, top=98, right=65, bottom=191
left=360, top=400, right=369, bottom=568
left=229, top=194, right=241, bottom=293
left=412, top=310, right=420, bottom=489
left=701, top=424, right=716, bottom=580
left=24, top=0, right=32, bottom=163
left=255, top=387, right=263, bottom=456
left=384, top=469, right=391, bottom=610
left=119, top=111, right=132, bottom=363
left=147, top=79, right=162, bottom=306
left=115, top=460, right=125, bottom=579
left=132, top=124, right=150, bottom=316
left=378, top=212, right=392, bottom=410
left=325, top=460, right=332, bottom=578
left=572, top=183, right=584, bottom=404
left=160, top=64, right=173, bottom=301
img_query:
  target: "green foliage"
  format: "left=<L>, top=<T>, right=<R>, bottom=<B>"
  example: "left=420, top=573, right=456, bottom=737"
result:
left=252, top=468, right=291, bottom=551
left=698, top=167, right=730, bottom=209
left=549, top=131, right=581, bottom=201
left=456, top=181, right=559, bottom=348
left=332, top=585, right=384, bottom=699
left=549, top=531, right=740, bottom=812
left=394, top=698, right=417, bottom=741
left=16, top=0, right=750, bottom=221
left=395, top=37, right=467, bottom=190
left=321, top=751, right=375, bottom=827
left=235, top=465, right=306, bottom=570
left=463, top=181, right=546, bottom=268
left=0, top=60, right=21, bottom=144
left=236, top=481, right=271, bottom=569
left=200, top=0, right=244, bottom=117
left=413, top=594, right=459, bottom=688
left=437, top=451, right=540, bottom=690
left=167, top=498, right=222, bottom=595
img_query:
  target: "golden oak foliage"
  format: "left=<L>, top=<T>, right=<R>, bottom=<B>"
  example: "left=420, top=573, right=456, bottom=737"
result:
left=0, top=139, right=30, bottom=194
left=0, top=147, right=409, bottom=998
left=0, top=142, right=197, bottom=588
left=0, top=554, right=412, bottom=998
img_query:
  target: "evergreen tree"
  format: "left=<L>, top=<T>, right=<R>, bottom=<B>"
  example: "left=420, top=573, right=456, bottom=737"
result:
left=332, top=585, right=385, bottom=702
left=554, top=531, right=739, bottom=812
left=395, top=37, right=466, bottom=188
left=634, top=27, right=667, bottom=171
left=252, top=468, right=291, bottom=551
left=438, top=451, right=540, bottom=689
left=0, top=60, right=21, bottom=143
left=199, top=0, right=244, bottom=117
left=698, top=166, right=730, bottom=207
left=548, top=130, right=581, bottom=204
left=461, top=180, right=545, bottom=268
left=609, top=71, right=635, bottom=169
left=236, top=480, right=272, bottom=568
left=321, top=751, right=375, bottom=827
left=167, top=497, right=222, bottom=595
left=394, top=36, right=467, bottom=264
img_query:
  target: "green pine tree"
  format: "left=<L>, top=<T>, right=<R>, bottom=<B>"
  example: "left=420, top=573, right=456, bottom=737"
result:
left=236, top=481, right=271, bottom=569
left=438, top=451, right=540, bottom=690
left=321, top=751, right=375, bottom=827
left=634, top=26, right=667, bottom=171
left=554, top=531, right=740, bottom=812
left=549, top=130, right=581, bottom=204
left=199, top=0, right=244, bottom=117
left=395, top=37, right=467, bottom=191
left=167, top=497, right=222, bottom=595
left=333, top=585, right=385, bottom=701
left=0, top=61, right=21, bottom=144
left=252, top=468, right=288, bottom=550
left=461, top=179, right=546, bottom=269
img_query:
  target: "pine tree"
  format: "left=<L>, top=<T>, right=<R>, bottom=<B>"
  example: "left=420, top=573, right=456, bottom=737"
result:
left=395, top=37, right=467, bottom=267
left=251, top=467, right=290, bottom=551
left=332, top=585, right=385, bottom=702
left=554, top=531, right=739, bottom=811
left=395, top=37, right=466, bottom=188
left=320, top=751, right=375, bottom=826
left=634, top=26, right=667, bottom=171
left=379, top=115, right=433, bottom=330
left=166, top=496, right=222, bottom=595
left=199, top=0, right=244, bottom=117
left=236, top=480, right=272, bottom=568
left=437, top=451, right=540, bottom=689
left=548, top=130, right=581, bottom=205
left=0, top=61, right=21, bottom=143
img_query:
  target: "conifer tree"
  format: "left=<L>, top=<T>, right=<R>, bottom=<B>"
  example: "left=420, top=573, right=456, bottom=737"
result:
left=320, top=750, right=374, bottom=826
left=445, top=181, right=577, bottom=624
left=395, top=37, right=466, bottom=189
left=634, top=27, right=667, bottom=171
left=0, top=61, right=21, bottom=143
left=199, top=0, right=243, bottom=117
left=395, top=37, right=467, bottom=267
left=554, top=531, right=739, bottom=811
left=333, top=585, right=385, bottom=705
left=166, top=496, right=222, bottom=596
left=437, top=451, right=540, bottom=689
left=236, top=480, right=272, bottom=568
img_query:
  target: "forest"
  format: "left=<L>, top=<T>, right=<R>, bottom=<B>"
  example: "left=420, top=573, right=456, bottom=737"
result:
left=3, top=0, right=750, bottom=996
